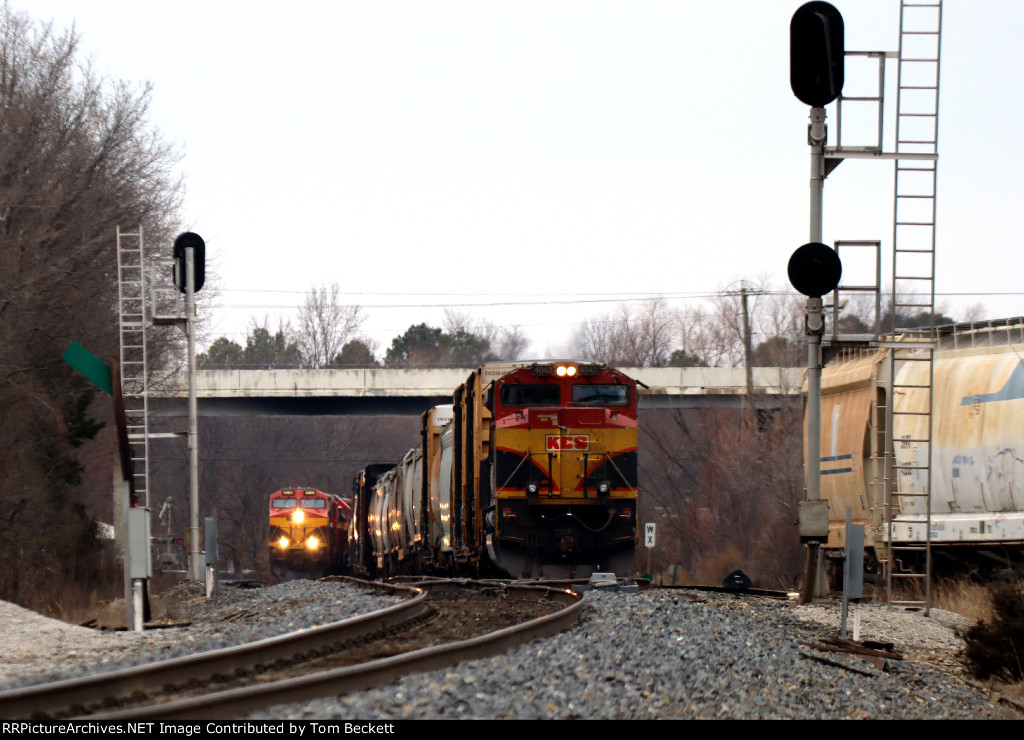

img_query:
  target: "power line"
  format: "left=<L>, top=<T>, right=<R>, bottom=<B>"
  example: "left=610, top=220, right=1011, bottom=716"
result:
left=212, top=289, right=1024, bottom=311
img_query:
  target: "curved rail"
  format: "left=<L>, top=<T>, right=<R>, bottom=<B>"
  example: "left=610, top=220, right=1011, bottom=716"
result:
left=96, top=579, right=582, bottom=720
left=0, top=578, right=425, bottom=720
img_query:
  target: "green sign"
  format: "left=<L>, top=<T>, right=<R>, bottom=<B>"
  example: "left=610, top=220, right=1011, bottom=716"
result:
left=62, top=342, right=112, bottom=395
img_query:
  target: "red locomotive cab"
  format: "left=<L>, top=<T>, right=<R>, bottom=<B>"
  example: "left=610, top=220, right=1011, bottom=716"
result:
left=268, top=488, right=340, bottom=580
left=491, top=362, right=638, bottom=499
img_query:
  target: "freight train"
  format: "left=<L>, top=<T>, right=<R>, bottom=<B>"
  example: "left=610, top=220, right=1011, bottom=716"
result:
left=812, top=318, right=1024, bottom=578
left=268, top=488, right=351, bottom=580
left=348, top=361, right=640, bottom=579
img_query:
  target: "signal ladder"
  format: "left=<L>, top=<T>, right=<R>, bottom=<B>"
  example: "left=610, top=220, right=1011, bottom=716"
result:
left=883, top=0, right=942, bottom=612
left=116, top=226, right=151, bottom=507
left=826, top=0, right=942, bottom=611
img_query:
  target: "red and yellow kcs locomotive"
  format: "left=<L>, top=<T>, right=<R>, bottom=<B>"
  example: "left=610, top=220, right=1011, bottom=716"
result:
left=268, top=488, right=350, bottom=580
left=349, top=361, right=639, bottom=579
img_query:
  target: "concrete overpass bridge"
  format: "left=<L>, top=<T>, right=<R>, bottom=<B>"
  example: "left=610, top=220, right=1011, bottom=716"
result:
left=157, top=366, right=805, bottom=416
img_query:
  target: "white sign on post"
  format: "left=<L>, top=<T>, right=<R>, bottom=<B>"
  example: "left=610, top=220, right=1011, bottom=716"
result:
left=644, top=523, right=656, bottom=548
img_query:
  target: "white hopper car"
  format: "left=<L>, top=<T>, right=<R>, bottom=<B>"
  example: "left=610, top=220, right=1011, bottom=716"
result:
left=814, top=318, right=1024, bottom=576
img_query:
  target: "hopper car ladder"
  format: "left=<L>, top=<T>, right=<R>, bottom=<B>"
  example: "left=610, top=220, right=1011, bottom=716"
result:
left=883, top=0, right=942, bottom=613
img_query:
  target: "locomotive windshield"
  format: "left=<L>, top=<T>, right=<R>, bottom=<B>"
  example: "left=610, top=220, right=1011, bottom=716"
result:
left=300, top=498, right=327, bottom=508
left=571, top=384, right=630, bottom=406
left=272, top=498, right=298, bottom=508
left=500, top=384, right=561, bottom=407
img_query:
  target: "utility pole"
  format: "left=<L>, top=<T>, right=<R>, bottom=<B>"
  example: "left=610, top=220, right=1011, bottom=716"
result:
left=739, top=286, right=754, bottom=412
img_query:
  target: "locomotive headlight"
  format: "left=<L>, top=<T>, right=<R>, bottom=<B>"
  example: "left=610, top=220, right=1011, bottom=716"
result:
left=526, top=483, right=539, bottom=495
left=292, top=510, right=304, bottom=524
left=278, top=536, right=289, bottom=549
left=556, top=364, right=577, bottom=377
left=306, top=536, right=320, bottom=551
left=597, top=481, right=611, bottom=495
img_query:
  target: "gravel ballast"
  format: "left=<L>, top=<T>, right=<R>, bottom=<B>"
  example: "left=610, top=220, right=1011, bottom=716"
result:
left=0, top=580, right=1015, bottom=720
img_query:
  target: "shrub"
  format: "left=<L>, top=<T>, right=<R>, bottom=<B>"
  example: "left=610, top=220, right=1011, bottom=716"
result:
left=962, top=582, right=1024, bottom=682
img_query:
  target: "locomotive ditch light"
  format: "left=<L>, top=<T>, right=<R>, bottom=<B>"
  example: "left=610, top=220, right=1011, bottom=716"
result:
left=278, top=536, right=289, bottom=549
left=306, top=536, right=320, bottom=551
left=526, top=483, right=539, bottom=495
left=597, top=481, right=611, bottom=495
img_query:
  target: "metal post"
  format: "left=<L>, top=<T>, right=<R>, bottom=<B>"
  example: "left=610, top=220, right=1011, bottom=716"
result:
left=809, top=107, right=826, bottom=243
left=185, top=248, right=202, bottom=580
left=800, top=106, right=828, bottom=604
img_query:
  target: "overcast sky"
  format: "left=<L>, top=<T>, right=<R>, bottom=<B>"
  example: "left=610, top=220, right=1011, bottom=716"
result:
left=24, top=0, right=1024, bottom=357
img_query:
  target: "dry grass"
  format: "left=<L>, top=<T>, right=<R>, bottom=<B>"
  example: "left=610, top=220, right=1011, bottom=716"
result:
left=933, top=576, right=996, bottom=623
left=873, top=576, right=996, bottom=623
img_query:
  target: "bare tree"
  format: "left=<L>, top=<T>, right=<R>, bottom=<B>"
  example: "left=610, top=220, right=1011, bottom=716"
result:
left=571, top=313, right=621, bottom=364
left=296, top=283, right=366, bottom=369
left=0, top=5, right=183, bottom=611
left=571, top=297, right=678, bottom=367
left=444, top=310, right=530, bottom=362
left=674, top=304, right=735, bottom=367
left=492, top=324, right=530, bottom=360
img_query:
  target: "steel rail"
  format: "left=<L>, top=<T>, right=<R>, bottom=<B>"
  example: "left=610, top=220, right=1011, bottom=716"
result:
left=0, top=578, right=425, bottom=720
left=94, top=581, right=582, bottom=720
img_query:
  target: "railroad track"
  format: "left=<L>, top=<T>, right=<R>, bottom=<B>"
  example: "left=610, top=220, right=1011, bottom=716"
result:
left=0, top=577, right=582, bottom=721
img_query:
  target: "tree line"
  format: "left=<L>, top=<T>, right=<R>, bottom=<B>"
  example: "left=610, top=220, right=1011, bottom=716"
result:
left=200, top=293, right=531, bottom=370
left=201, top=282, right=970, bottom=373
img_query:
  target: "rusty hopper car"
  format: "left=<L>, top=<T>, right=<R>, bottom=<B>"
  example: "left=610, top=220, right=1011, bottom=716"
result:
left=813, top=319, right=1024, bottom=576
left=350, top=361, right=639, bottom=579
left=268, top=488, right=350, bottom=580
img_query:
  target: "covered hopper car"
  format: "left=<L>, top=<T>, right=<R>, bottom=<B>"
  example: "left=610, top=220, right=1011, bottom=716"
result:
left=268, top=488, right=351, bottom=580
left=812, top=319, right=1024, bottom=578
left=349, top=361, right=640, bottom=579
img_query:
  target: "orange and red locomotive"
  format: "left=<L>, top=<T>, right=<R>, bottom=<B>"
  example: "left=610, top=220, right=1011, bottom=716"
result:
left=469, top=361, right=639, bottom=578
left=268, top=488, right=350, bottom=580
